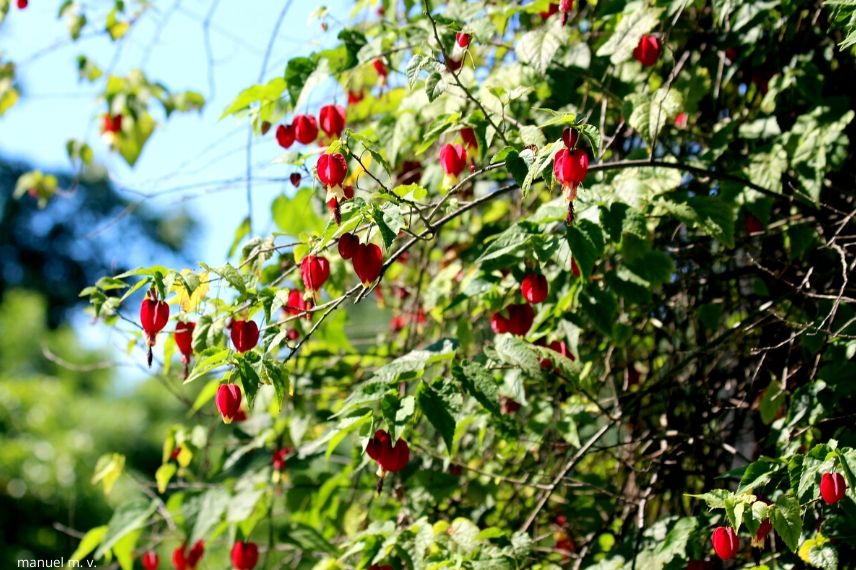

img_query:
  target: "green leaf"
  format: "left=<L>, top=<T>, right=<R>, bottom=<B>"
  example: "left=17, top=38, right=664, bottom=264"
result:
left=417, top=382, right=457, bottom=452
left=200, top=262, right=247, bottom=295
left=624, top=88, right=683, bottom=145
left=494, top=334, right=542, bottom=377
left=770, top=494, right=802, bottom=552
left=565, top=219, right=605, bottom=277
left=516, top=21, right=562, bottom=73
left=371, top=203, right=405, bottom=248
left=221, top=77, right=287, bottom=118
left=190, top=488, right=231, bottom=544
left=657, top=196, right=736, bottom=248
left=272, top=188, right=326, bottom=237
left=69, top=525, right=108, bottom=563
left=94, top=498, right=156, bottom=558
left=284, top=57, right=317, bottom=103
left=737, top=457, right=782, bottom=493
left=425, top=71, right=448, bottom=102
left=453, top=360, right=501, bottom=417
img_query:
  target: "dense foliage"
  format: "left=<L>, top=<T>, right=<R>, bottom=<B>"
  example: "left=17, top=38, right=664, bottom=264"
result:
left=5, top=0, right=856, bottom=568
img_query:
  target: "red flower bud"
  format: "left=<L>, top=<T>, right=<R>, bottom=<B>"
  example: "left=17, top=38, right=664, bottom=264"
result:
left=553, top=148, right=589, bottom=199
left=521, top=273, right=548, bottom=304
left=317, top=153, right=348, bottom=188
left=231, top=320, right=259, bottom=353
left=338, top=233, right=359, bottom=260
left=456, top=32, right=470, bottom=47
left=633, top=34, right=661, bottom=67
left=16, top=0, right=28, bottom=8
left=230, top=541, right=259, bottom=570
left=439, top=143, right=467, bottom=177
left=562, top=127, right=579, bottom=148
left=276, top=124, right=295, bottom=149
left=292, top=114, right=318, bottom=144
left=290, top=172, right=301, bottom=187
left=675, top=112, right=688, bottom=128
left=353, top=242, right=383, bottom=285
left=319, top=104, right=346, bottom=138
left=141, top=551, right=159, bottom=570
left=821, top=472, right=846, bottom=505
left=559, top=0, right=573, bottom=12
left=272, top=447, right=292, bottom=470
left=216, top=384, right=243, bottom=423
left=711, top=526, right=739, bottom=561
left=140, top=296, right=170, bottom=357
left=571, top=257, right=581, bottom=277
left=260, top=121, right=271, bottom=135
left=300, top=255, right=330, bottom=291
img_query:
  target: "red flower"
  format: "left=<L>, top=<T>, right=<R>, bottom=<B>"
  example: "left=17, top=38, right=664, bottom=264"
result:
left=338, top=233, right=359, bottom=260
left=821, top=471, right=847, bottom=505
left=172, top=540, right=205, bottom=570
left=521, top=273, right=548, bottom=304
left=231, top=320, right=259, bottom=353
left=540, top=3, right=558, bottom=19
left=460, top=127, right=478, bottom=151
left=559, top=0, right=573, bottom=24
left=216, top=384, right=243, bottom=423
left=16, top=0, right=28, bottom=8
left=141, top=551, right=159, bottom=570
left=366, top=429, right=409, bottom=472
left=675, top=112, right=688, bottom=128
left=353, top=242, right=383, bottom=285
left=276, top=124, right=295, bottom=149
left=540, top=340, right=572, bottom=369
left=174, top=321, right=195, bottom=362
left=711, top=526, right=739, bottom=561
left=492, top=304, right=534, bottom=336
left=101, top=113, right=122, bottom=134
left=285, top=289, right=313, bottom=320
left=752, top=518, right=772, bottom=547
left=230, top=541, right=259, bottom=570
left=290, top=173, right=301, bottom=187
left=744, top=213, right=764, bottom=234
left=500, top=396, right=521, bottom=414
left=319, top=104, right=346, bottom=138
left=300, top=255, right=330, bottom=291
left=347, top=90, right=365, bottom=105
left=292, top=114, right=318, bottom=144
left=317, top=153, right=348, bottom=189
left=140, top=296, right=170, bottom=344
left=553, top=148, right=589, bottom=200
left=272, top=447, right=292, bottom=470
left=456, top=32, right=470, bottom=47
left=373, top=58, right=389, bottom=79
left=439, top=143, right=467, bottom=178
left=571, top=257, right=581, bottom=277
left=633, top=34, right=661, bottom=67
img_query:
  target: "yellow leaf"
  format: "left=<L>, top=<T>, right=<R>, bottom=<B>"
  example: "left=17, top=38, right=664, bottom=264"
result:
left=91, top=453, right=125, bottom=495
left=346, top=152, right=371, bottom=185
left=174, top=271, right=209, bottom=312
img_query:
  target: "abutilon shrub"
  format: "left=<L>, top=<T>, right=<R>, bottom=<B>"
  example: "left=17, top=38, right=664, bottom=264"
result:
left=43, top=0, right=856, bottom=568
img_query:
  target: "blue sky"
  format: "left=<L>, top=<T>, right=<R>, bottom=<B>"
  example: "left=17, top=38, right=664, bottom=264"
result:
left=0, top=0, right=350, bottom=264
